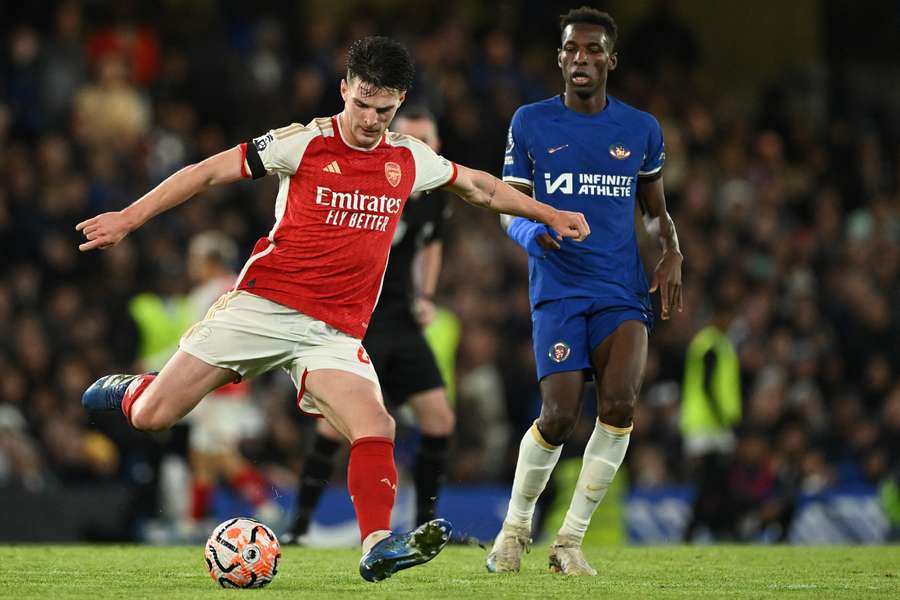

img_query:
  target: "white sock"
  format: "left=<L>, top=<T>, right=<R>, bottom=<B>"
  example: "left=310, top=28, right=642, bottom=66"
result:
left=504, top=421, right=562, bottom=529
left=361, top=529, right=391, bottom=555
left=558, top=419, right=631, bottom=543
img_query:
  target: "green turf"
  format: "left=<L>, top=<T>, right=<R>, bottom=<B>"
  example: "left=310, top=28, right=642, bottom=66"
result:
left=1, top=544, right=899, bottom=599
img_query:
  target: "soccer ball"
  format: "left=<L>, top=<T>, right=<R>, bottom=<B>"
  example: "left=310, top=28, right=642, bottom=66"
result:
left=205, top=517, right=281, bottom=588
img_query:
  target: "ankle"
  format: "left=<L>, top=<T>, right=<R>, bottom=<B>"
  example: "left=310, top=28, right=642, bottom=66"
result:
left=554, top=531, right=584, bottom=547
left=361, top=529, right=391, bottom=555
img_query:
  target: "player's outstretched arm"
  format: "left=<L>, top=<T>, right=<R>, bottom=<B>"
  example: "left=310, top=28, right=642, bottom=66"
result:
left=447, top=165, right=590, bottom=242
left=76, top=146, right=246, bottom=251
left=638, top=176, right=683, bottom=319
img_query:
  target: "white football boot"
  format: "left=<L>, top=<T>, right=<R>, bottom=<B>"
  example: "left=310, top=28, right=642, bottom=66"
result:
left=485, top=522, right=531, bottom=573
left=548, top=534, right=597, bottom=576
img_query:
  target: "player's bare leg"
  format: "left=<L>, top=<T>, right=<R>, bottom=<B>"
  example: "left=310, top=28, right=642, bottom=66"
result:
left=304, top=369, right=451, bottom=582
left=129, top=351, right=239, bottom=430
left=488, top=371, right=584, bottom=572
left=550, top=320, right=647, bottom=576
left=409, top=387, right=454, bottom=525
left=82, top=350, right=238, bottom=431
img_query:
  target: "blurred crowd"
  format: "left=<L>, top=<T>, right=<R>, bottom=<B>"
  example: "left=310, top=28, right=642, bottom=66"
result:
left=2, top=1, right=899, bottom=541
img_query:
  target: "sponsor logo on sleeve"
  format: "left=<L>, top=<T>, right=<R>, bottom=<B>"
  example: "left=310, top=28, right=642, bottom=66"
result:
left=506, top=128, right=515, bottom=153
left=253, top=133, right=274, bottom=152
left=385, top=162, right=402, bottom=187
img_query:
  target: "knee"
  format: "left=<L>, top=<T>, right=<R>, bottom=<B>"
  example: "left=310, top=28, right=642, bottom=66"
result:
left=599, top=383, right=639, bottom=427
left=363, top=410, right=395, bottom=440
left=129, top=394, right=175, bottom=432
left=537, top=404, right=578, bottom=445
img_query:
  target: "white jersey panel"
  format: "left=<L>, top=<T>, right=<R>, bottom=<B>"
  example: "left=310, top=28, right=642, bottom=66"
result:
left=389, top=134, right=456, bottom=193
left=249, top=123, right=320, bottom=176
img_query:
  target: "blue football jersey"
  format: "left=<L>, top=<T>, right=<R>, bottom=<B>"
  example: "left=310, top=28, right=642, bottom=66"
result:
left=502, top=94, right=664, bottom=311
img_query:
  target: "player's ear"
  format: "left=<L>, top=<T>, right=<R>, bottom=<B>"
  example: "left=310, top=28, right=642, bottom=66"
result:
left=557, top=48, right=564, bottom=69
left=340, top=78, right=349, bottom=102
left=608, top=52, right=618, bottom=71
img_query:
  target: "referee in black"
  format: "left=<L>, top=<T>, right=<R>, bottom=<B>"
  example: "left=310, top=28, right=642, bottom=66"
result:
left=285, top=107, right=455, bottom=542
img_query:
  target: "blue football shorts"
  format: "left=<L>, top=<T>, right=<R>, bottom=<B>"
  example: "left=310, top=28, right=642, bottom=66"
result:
left=531, top=297, right=652, bottom=381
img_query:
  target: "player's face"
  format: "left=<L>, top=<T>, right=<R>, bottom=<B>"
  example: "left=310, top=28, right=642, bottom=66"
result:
left=557, top=23, right=617, bottom=95
left=392, top=117, right=440, bottom=152
left=340, top=77, right=406, bottom=148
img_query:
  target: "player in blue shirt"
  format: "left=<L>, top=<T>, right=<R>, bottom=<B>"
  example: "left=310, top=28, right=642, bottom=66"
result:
left=487, top=7, right=683, bottom=576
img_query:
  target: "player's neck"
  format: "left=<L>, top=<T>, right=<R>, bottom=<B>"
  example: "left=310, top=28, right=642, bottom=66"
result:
left=337, top=112, right=381, bottom=150
left=563, top=85, right=608, bottom=114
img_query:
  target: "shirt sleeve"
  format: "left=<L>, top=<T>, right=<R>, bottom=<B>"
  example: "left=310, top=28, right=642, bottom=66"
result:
left=501, top=107, right=533, bottom=189
left=242, top=123, right=314, bottom=179
left=639, top=116, right=665, bottom=179
left=408, top=140, right=458, bottom=193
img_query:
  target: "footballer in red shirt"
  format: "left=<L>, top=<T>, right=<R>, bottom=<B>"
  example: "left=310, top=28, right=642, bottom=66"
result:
left=77, top=36, right=589, bottom=582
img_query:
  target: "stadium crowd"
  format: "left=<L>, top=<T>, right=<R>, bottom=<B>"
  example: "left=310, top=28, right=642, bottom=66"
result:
left=2, top=2, right=898, bottom=541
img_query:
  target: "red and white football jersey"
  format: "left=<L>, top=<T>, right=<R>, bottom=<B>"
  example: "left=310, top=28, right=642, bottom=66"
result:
left=235, top=115, right=458, bottom=339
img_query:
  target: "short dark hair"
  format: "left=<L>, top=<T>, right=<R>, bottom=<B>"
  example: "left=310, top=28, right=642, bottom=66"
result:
left=560, top=6, right=618, bottom=47
left=395, top=105, right=436, bottom=124
left=346, top=36, right=415, bottom=95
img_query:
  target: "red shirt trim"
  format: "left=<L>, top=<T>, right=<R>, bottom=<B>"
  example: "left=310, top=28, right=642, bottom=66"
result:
left=445, top=161, right=459, bottom=187
left=239, top=142, right=249, bottom=178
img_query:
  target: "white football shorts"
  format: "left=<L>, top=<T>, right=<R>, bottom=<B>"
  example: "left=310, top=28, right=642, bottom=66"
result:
left=179, top=290, right=379, bottom=416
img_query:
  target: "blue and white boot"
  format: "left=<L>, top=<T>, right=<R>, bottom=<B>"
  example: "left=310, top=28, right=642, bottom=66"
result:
left=359, top=518, right=453, bottom=582
left=81, top=373, right=151, bottom=412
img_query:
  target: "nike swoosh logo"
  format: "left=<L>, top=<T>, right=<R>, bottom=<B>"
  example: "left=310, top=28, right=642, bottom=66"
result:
left=547, top=144, right=569, bottom=154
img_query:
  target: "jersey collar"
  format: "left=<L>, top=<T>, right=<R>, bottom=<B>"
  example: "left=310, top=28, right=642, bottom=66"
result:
left=555, top=93, right=617, bottom=119
left=333, top=115, right=387, bottom=152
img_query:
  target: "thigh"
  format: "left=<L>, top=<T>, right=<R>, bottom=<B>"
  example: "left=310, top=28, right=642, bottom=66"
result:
left=590, top=319, right=648, bottom=410
left=531, top=298, right=593, bottom=381
left=286, top=318, right=381, bottom=418
left=303, top=368, right=391, bottom=442
left=539, top=370, right=587, bottom=418
left=141, top=349, right=238, bottom=424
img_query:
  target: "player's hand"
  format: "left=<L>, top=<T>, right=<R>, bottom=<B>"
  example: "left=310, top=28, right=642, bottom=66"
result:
left=75, top=211, right=133, bottom=251
left=412, top=296, right=436, bottom=327
left=650, top=249, right=683, bottom=320
left=547, top=210, right=590, bottom=242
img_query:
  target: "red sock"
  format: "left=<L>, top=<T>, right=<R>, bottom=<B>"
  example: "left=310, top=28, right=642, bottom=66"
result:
left=191, top=480, right=213, bottom=520
left=230, top=465, right=269, bottom=507
left=348, top=437, right=397, bottom=542
left=122, top=374, right=156, bottom=425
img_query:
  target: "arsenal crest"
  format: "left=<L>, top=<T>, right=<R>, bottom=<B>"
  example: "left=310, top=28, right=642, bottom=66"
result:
left=385, top=162, right=402, bottom=187
left=549, top=341, right=571, bottom=363
left=609, top=144, right=631, bottom=160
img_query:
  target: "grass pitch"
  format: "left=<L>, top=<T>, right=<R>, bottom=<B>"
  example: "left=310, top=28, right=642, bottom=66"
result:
left=1, top=544, right=899, bottom=599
